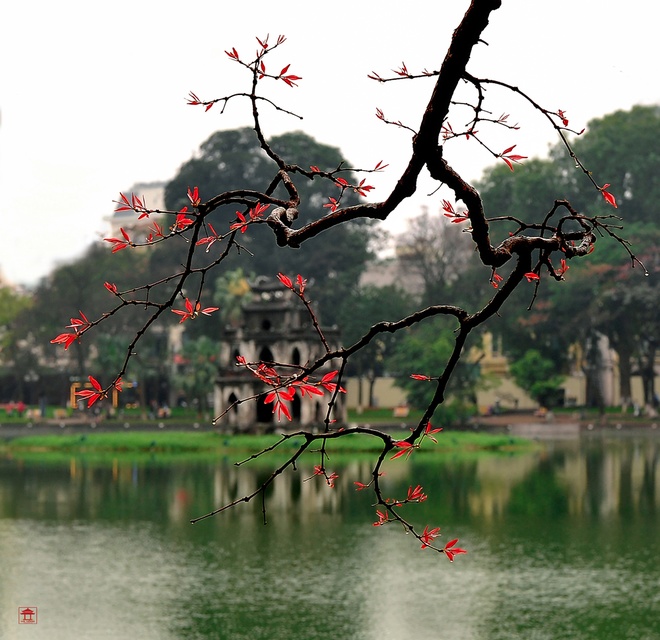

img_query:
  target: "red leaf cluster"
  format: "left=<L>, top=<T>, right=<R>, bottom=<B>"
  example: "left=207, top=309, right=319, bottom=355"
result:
left=443, top=538, right=468, bottom=562
left=442, top=199, right=469, bottom=224
left=420, top=525, right=441, bottom=549
left=50, top=310, right=91, bottom=350
left=75, top=376, right=122, bottom=408
left=172, top=298, right=219, bottom=323
left=104, top=228, right=132, bottom=253
left=499, top=144, right=527, bottom=171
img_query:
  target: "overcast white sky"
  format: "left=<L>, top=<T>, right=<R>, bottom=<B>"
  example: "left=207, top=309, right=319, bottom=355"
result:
left=1, top=0, right=658, bottom=287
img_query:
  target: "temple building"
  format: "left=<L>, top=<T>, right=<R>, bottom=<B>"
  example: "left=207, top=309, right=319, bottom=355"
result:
left=214, top=276, right=345, bottom=430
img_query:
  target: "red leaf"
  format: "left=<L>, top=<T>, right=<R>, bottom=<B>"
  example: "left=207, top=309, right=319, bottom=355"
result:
left=249, top=202, right=270, bottom=220
left=277, top=273, right=293, bottom=289
left=373, top=510, right=389, bottom=526
left=187, top=186, right=200, bottom=207
left=557, top=258, right=569, bottom=277
left=279, top=387, right=296, bottom=401
left=323, top=197, right=339, bottom=212
left=104, top=234, right=130, bottom=252
left=230, top=211, right=248, bottom=233
left=390, top=441, right=414, bottom=460
left=499, top=145, right=527, bottom=171
left=425, top=422, right=442, bottom=435
left=276, top=401, right=292, bottom=421
left=296, top=383, right=324, bottom=398
left=68, top=311, right=90, bottom=330
left=601, top=184, right=618, bottom=208
left=407, top=485, right=427, bottom=502
left=281, top=75, right=301, bottom=87
left=201, top=306, right=219, bottom=316
left=75, top=389, right=101, bottom=407
left=441, top=199, right=455, bottom=214
left=75, top=390, right=96, bottom=398
left=321, top=370, right=339, bottom=384
left=50, top=333, right=78, bottom=350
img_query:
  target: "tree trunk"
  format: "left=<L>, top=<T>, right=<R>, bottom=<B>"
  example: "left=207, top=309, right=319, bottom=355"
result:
left=617, top=344, right=634, bottom=407
left=584, top=335, right=606, bottom=413
left=368, top=372, right=377, bottom=408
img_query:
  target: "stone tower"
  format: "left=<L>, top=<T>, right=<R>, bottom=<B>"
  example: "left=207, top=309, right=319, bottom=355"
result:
left=214, top=276, right=345, bottom=430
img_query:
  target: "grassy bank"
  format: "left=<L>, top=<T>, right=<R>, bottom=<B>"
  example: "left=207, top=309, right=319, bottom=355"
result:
left=2, top=429, right=531, bottom=457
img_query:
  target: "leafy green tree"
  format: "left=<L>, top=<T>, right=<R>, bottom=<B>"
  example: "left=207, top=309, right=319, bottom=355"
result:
left=173, top=336, right=220, bottom=416
left=18, top=243, right=150, bottom=376
left=0, top=286, right=32, bottom=351
left=212, top=268, right=254, bottom=329
left=567, top=105, right=660, bottom=222
left=512, top=219, right=660, bottom=406
left=475, top=106, right=660, bottom=404
left=0, top=286, right=32, bottom=362
left=387, top=317, right=480, bottom=425
left=160, top=128, right=372, bottom=325
left=0, top=286, right=35, bottom=401
left=477, top=106, right=660, bottom=227
left=476, top=158, right=564, bottom=228
left=15, top=244, right=172, bottom=408
left=509, top=349, right=565, bottom=408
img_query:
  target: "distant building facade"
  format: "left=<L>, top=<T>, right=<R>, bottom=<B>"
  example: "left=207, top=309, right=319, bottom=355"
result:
left=106, top=181, right=166, bottom=239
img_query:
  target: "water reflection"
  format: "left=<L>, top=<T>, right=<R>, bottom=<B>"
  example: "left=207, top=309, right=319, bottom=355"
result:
left=0, top=434, right=659, bottom=639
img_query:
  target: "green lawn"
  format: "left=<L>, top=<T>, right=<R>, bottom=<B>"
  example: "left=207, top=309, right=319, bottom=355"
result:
left=2, top=429, right=531, bottom=456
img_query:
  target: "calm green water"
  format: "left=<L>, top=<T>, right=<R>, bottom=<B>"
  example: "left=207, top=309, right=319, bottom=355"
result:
left=0, top=434, right=659, bottom=639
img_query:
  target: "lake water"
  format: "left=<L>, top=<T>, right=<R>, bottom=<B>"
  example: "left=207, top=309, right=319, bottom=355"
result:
left=1, top=432, right=659, bottom=639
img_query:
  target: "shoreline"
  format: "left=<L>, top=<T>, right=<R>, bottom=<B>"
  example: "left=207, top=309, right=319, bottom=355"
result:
left=1, top=415, right=659, bottom=442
